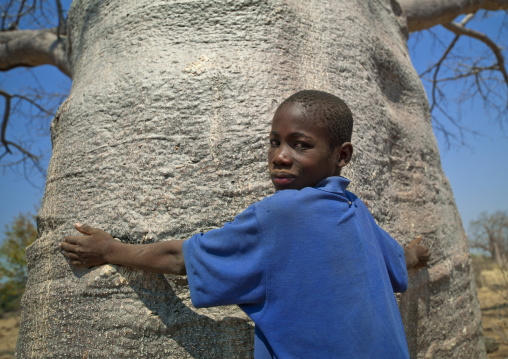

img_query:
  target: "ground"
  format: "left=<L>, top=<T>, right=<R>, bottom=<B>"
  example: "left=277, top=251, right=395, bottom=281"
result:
left=0, top=314, right=19, bottom=359
left=0, top=256, right=507, bottom=358
left=474, top=255, right=508, bottom=358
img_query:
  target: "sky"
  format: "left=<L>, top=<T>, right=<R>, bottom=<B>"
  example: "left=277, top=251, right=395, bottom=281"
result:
left=0, top=5, right=507, bottom=246
left=408, top=12, right=508, bottom=231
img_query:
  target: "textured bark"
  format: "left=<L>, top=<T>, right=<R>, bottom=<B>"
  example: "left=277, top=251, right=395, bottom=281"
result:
left=0, top=27, right=71, bottom=77
left=16, top=0, right=486, bottom=358
left=399, top=0, right=508, bottom=32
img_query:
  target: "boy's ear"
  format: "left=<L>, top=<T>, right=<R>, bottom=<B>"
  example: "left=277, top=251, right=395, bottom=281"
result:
left=336, top=142, right=353, bottom=169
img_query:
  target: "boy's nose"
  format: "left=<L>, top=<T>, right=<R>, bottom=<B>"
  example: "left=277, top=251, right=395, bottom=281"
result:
left=273, top=146, right=292, bottom=166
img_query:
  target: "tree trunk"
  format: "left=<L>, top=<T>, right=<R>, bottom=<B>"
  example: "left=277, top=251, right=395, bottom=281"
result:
left=16, top=0, right=486, bottom=358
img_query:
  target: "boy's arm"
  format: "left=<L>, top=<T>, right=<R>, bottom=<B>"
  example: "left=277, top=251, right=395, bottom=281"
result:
left=59, top=223, right=186, bottom=275
left=404, top=236, right=430, bottom=270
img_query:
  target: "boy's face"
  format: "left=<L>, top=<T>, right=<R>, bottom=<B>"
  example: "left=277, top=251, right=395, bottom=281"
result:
left=268, top=103, right=346, bottom=191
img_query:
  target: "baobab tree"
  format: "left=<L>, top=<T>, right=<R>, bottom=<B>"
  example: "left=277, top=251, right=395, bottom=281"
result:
left=3, top=0, right=507, bottom=358
left=2, top=0, right=506, bottom=170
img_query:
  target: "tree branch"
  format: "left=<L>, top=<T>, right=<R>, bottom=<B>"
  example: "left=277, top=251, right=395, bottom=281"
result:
left=434, top=64, right=499, bottom=82
left=470, top=242, right=490, bottom=252
left=399, top=0, right=508, bottom=32
left=442, top=20, right=508, bottom=92
left=1, top=140, right=43, bottom=170
left=426, top=34, right=460, bottom=112
left=419, top=14, right=474, bottom=78
left=0, top=27, right=71, bottom=77
left=0, top=89, right=12, bottom=153
left=15, top=0, right=29, bottom=28
left=1, top=0, right=15, bottom=31
left=415, top=12, right=507, bottom=147
left=55, top=0, right=66, bottom=38
left=0, top=88, right=55, bottom=174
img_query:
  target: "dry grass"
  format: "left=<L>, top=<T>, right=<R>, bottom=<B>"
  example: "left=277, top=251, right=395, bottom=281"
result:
left=473, top=255, right=508, bottom=358
left=0, top=314, right=19, bottom=359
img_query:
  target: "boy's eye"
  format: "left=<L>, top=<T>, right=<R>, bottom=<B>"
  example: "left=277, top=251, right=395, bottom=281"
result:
left=294, top=142, right=311, bottom=150
left=270, top=139, right=280, bottom=147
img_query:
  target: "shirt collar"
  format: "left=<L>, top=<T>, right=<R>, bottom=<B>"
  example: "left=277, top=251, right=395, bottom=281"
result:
left=314, top=176, right=350, bottom=194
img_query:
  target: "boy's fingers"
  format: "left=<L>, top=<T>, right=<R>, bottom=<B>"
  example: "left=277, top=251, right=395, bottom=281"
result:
left=61, top=250, right=80, bottom=261
left=408, top=236, right=423, bottom=248
left=417, top=256, right=430, bottom=268
left=75, top=223, right=95, bottom=235
left=418, top=244, right=430, bottom=256
left=63, top=236, right=83, bottom=245
left=60, top=241, right=77, bottom=252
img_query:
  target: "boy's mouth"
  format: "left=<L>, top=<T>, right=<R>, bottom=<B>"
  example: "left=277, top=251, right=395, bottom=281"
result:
left=271, top=172, right=296, bottom=187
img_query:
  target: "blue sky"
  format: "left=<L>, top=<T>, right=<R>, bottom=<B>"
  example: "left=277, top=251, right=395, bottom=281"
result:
left=408, top=12, right=508, bottom=231
left=0, top=6, right=507, bottom=245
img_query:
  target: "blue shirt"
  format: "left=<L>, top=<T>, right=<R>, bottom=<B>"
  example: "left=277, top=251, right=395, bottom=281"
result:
left=182, top=177, right=409, bottom=358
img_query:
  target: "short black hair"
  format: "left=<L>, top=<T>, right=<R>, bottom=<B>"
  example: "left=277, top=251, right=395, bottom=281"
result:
left=278, top=90, right=353, bottom=150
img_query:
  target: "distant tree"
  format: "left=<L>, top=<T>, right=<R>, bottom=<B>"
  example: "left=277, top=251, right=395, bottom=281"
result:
left=469, top=211, right=508, bottom=267
left=0, top=212, right=37, bottom=313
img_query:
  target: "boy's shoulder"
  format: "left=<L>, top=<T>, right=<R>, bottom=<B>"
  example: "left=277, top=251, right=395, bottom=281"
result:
left=256, top=186, right=316, bottom=205
left=344, top=190, right=367, bottom=209
left=250, top=178, right=364, bottom=217
left=255, top=186, right=358, bottom=211
left=252, top=188, right=303, bottom=213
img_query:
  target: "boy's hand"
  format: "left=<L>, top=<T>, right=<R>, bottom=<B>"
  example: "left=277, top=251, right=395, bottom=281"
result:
left=404, top=236, right=431, bottom=270
left=60, top=223, right=114, bottom=267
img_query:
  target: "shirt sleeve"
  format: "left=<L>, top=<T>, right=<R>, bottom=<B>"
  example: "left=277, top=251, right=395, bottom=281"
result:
left=375, top=225, right=408, bottom=293
left=182, top=205, right=266, bottom=308
left=349, top=193, right=408, bottom=293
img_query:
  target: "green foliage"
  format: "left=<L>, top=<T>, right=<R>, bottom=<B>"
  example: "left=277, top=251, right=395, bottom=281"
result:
left=0, top=213, right=37, bottom=314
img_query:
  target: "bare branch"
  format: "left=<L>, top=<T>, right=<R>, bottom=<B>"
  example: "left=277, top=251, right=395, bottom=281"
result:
left=2, top=140, right=43, bottom=170
left=0, top=87, right=61, bottom=175
left=0, top=1, right=70, bottom=178
left=414, top=11, right=507, bottom=147
left=55, top=0, right=65, bottom=38
left=470, top=242, right=490, bottom=251
left=0, top=89, right=12, bottom=153
left=418, top=15, right=472, bottom=78
left=14, top=1, right=37, bottom=29
left=428, top=34, right=460, bottom=111
left=0, top=27, right=71, bottom=77
left=400, top=0, right=508, bottom=32
left=434, top=66, right=498, bottom=82
left=15, top=0, right=28, bottom=27
left=442, top=20, right=508, bottom=92
left=419, top=34, right=460, bottom=78
left=1, top=0, right=15, bottom=31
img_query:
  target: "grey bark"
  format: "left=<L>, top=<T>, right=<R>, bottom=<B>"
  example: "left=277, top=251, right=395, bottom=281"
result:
left=0, top=27, right=71, bottom=77
left=16, top=0, right=486, bottom=358
left=2, top=0, right=507, bottom=80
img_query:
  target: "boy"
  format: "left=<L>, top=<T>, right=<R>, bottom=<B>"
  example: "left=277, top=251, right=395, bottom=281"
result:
left=60, top=90, right=429, bottom=358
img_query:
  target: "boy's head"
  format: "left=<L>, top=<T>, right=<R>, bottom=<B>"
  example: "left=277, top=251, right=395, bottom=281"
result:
left=268, top=90, right=353, bottom=191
